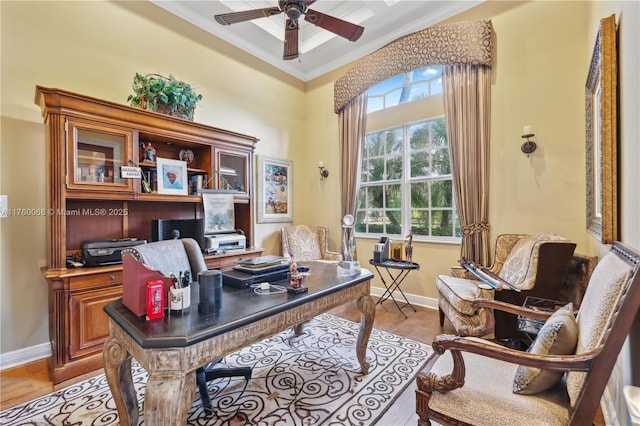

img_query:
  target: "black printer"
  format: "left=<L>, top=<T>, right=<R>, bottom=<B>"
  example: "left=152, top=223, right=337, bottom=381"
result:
left=82, top=238, right=147, bottom=267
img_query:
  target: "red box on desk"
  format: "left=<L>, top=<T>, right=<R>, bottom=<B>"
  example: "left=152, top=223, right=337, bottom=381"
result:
left=122, top=254, right=173, bottom=316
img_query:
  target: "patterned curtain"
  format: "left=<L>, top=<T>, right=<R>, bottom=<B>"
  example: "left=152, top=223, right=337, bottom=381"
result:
left=339, top=92, right=368, bottom=260
left=443, top=65, right=492, bottom=265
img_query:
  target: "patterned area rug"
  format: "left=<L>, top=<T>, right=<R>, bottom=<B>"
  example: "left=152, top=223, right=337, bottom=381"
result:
left=1, top=314, right=431, bottom=425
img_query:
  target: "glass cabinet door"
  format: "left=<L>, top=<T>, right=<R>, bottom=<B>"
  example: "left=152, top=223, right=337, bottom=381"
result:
left=66, top=120, right=135, bottom=192
left=216, top=148, right=249, bottom=197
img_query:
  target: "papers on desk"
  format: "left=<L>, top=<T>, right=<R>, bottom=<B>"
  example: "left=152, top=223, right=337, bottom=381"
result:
left=234, top=255, right=289, bottom=274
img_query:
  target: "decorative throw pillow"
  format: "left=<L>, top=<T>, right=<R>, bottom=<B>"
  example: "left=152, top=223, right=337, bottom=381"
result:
left=513, top=303, right=578, bottom=394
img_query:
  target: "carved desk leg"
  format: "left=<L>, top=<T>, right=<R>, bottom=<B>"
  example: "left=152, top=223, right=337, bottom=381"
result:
left=103, top=335, right=138, bottom=426
left=144, top=368, right=196, bottom=425
left=356, top=294, right=376, bottom=374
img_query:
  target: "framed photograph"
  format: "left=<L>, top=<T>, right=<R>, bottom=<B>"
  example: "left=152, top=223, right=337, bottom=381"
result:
left=257, top=155, right=293, bottom=223
left=585, top=14, right=617, bottom=244
left=156, top=157, right=188, bottom=195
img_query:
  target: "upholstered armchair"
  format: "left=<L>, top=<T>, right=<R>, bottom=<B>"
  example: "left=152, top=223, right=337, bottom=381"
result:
left=416, top=241, right=640, bottom=426
left=122, top=238, right=251, bottom=415
left=281, top=224, right=343, bottom=262
left=437, top=233, right=576, bottom=340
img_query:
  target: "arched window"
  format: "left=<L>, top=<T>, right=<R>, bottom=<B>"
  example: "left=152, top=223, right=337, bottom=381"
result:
left=356, top=67, right=460, bottom=241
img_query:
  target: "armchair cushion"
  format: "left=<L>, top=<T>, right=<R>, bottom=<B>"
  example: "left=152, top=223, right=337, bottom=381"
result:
left=500, top=232, right=571, bottom=290
left=281, top=225, right=342, bottom=262
left=428, top=352, right=570, bottom=426
left=513, top=303, right=578, bottom=394
left=436, top=276, right=494, bottom=316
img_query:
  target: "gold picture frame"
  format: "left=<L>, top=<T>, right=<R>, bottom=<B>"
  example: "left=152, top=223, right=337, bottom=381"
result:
left=586, top=14, right=617, bottom=244
left=256, top=155, right=293, bottom=223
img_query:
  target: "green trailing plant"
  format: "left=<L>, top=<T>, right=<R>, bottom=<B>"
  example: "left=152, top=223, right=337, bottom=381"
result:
left=127, top=73, right=203, bottom=120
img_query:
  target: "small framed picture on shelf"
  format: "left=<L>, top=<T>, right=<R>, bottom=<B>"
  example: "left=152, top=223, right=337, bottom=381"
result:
left=156, top=157, right=188, bottom=195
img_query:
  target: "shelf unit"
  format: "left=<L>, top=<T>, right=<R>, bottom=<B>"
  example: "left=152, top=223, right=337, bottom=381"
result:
left=35, top=86, right=263, bottom=384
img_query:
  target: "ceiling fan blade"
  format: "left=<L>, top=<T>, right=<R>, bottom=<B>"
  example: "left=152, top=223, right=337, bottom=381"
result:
left=304, top=9, right=364, bottom=42
left=283, top=19, right=299, bottom=60
left=214, top=7, right=281, bottom=25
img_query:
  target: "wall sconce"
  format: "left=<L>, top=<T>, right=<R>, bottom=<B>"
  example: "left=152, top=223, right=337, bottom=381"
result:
left=318, top=161, right=329, bottom=180
left=521, top=125, right=537, bottom=155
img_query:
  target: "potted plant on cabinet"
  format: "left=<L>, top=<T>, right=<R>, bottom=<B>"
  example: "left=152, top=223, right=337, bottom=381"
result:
left=127, top=73, right=203, bottom=120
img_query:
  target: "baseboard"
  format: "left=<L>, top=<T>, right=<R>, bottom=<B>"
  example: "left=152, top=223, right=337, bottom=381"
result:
left=0, top=290, right=437, bottom=372
left=0, top=342, right=51, bottom=371
left=369, top=286, right=439, bottom=310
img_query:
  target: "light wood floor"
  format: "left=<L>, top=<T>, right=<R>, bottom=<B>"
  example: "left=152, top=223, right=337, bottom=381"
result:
left=0, top=300, right=604, bottom=425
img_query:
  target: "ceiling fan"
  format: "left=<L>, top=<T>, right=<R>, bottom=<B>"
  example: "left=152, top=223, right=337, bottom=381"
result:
left=214, top=0, right=365, bottom=60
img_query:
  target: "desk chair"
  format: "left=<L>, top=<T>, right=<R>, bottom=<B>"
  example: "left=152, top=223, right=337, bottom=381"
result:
left=281, top=224, right=342, bottom=262
left=416, top=241, right=640, bottom=426
left=122, top=238, right=252, bottom=415
left=437, top=233, right=576, bottom=340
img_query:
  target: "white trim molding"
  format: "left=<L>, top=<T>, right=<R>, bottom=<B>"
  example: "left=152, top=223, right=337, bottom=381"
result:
left=0, top=342, right=51, bottom=371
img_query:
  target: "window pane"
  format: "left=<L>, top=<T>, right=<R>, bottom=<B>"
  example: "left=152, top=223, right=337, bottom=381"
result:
left=432, top=119, right=448, bottom=148
left=369, top=74, right=404, bottom=96
left=386, top=184, right=401, bottom=208
left=409, top=123, right=429, bottom=150
left=431, top=180, right=453, bottom=207
left=367, top=186, right=383, bottom=208
left=387, top=210, right=402, bottom=234
left=387, top=154, right=402, bottom=180
left=431, top=76, right=443, bottom=95
left=431, top=210, right=454, bottom=236
left=410, top=210, right=429, bottom=236
left=367, top=96, right=384, bottom=113
left=369, top=158, right=385, bottom=181
left=367, top=210, right=385, bottom=234
left=366, top=132, right=385, bottom=156
left=410, top=151, right=429, bottom=178
left=410, top=182, right=429, bottom=208
left=432, top=148, right=451, bottom=176
left=385, top=88, right=402, bottom=108
left=409, top=82, right=429, bottom=101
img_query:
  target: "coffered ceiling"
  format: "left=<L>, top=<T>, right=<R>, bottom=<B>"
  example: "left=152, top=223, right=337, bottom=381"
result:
left=150, top=1, right=483, bottom=82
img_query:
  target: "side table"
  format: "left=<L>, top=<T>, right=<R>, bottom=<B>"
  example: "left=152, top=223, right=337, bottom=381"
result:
left=369, top=259, right=420, bottom=318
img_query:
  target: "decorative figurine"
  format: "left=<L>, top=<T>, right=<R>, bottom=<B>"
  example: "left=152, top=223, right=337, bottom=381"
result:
left=287, top=261, right=308, bottom=294
left=141, top=142, right=156, bottom=162
left=405, top=233, right=414, bottom=264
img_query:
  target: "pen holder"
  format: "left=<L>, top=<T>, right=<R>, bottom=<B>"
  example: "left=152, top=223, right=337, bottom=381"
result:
left=169, top=286, right=190, bottom=313
left=198, top=270, right=222, bottom=314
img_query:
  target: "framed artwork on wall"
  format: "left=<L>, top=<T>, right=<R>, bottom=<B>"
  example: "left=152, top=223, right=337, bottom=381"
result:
left=156, top=157, right=188, bottom=195
left=257, top=155, right=293, bottom=223
left=585, top=14, right=617, bottom=244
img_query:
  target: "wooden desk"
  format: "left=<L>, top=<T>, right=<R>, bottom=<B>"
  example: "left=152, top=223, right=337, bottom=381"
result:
left=103, top=262, right=375, bottom=425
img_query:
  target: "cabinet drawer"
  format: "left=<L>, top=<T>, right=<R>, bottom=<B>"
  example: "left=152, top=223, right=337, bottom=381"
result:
left=68, top=270, right=122, bottom=291
left=69, top=285, right=122, bottom=359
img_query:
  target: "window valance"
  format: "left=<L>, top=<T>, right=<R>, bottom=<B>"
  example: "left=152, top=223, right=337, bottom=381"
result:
left=334, top=20, right=494, bottom=113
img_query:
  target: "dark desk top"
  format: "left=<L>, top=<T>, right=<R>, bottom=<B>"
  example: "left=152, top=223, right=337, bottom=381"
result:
left=104, top=262, right=373, bottom=349
left=369, top=259, right=420, bottom=270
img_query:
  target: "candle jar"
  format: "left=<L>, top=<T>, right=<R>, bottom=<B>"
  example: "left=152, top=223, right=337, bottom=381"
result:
left=390, top=241, right=403, bottom=262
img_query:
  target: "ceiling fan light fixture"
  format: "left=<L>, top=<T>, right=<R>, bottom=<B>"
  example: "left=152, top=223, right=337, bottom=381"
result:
left=284, top=3, right=304, bottom=20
